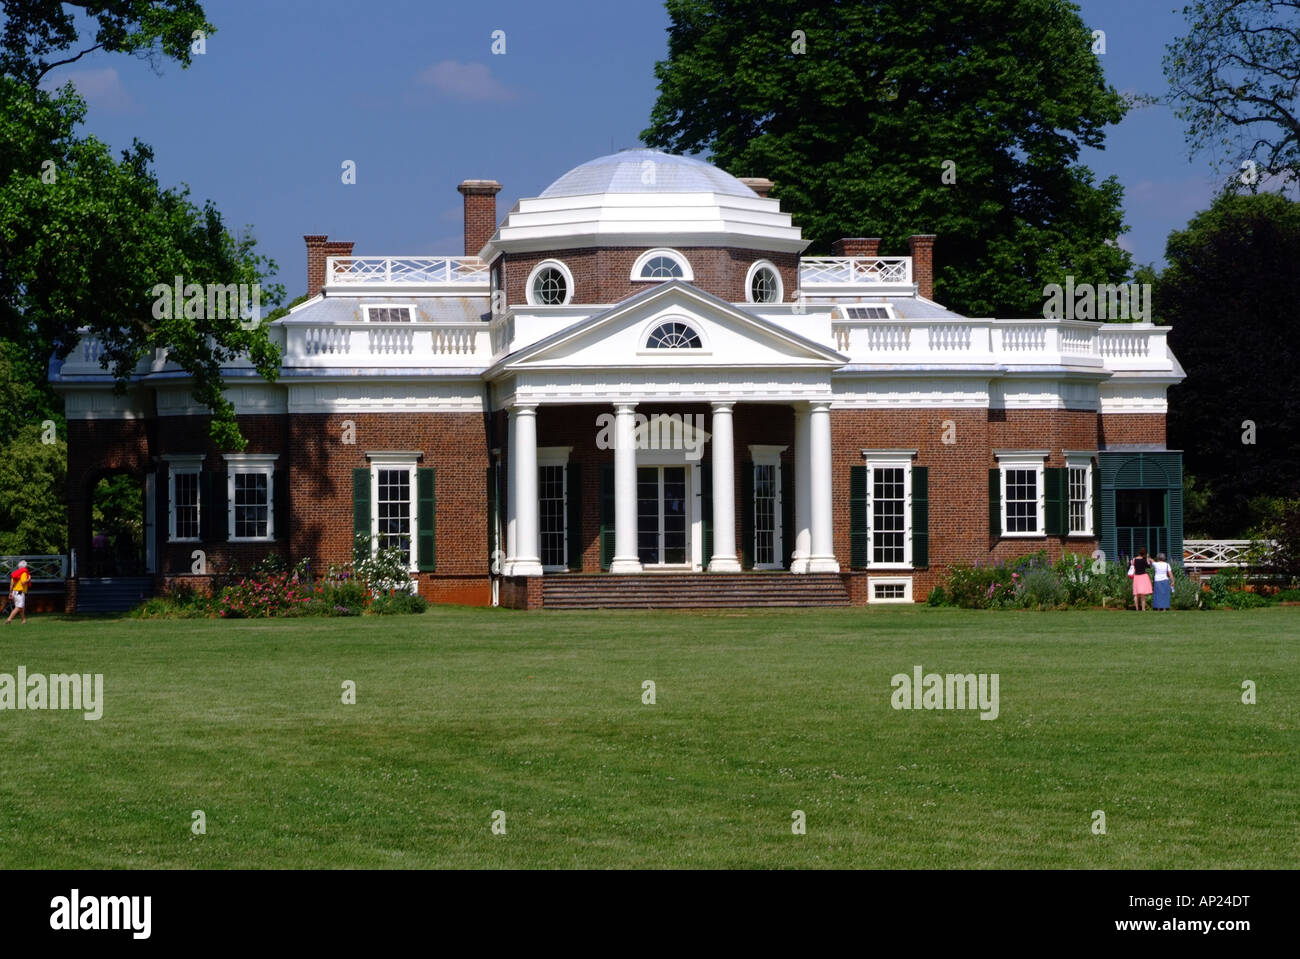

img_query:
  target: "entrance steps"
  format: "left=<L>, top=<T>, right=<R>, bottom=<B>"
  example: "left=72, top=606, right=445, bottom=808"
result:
left=540, top=572, right=850, bottom=609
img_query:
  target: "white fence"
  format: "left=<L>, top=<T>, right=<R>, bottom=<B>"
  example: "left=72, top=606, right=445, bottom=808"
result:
left=1182, top=540, right=1275, bottom=570
left=0, top=555, right=68, bottom=582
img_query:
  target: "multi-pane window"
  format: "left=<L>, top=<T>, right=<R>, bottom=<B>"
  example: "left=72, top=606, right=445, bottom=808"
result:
left=532, top=266, right=568, bottom=304
left=1068, top=463, right=1091, bottom=535
left=749, top=266, right=780, bottom=303
left=646, top=322, right=702, bottom=349
left=872, top=467, right=906, bottom=564
left=539, top=465, right=567, bottom=569
left=1005, top=468, right=1040, bottom=534
left=172, top=470, right=200, bottom=540
left=364, top=306, right=413, bottom=322
left=753, top=464, right=778, bottom=566
left=376, top=468, right=412, bottom=566
left=232, top=472, right=270, bottom=539
left=639, top=255, right=684, bottom=279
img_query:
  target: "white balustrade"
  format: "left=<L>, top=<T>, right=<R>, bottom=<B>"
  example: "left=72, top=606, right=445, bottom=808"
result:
left=1097, top=329, right=1152, bottom=358
left=281, top=321, right=486, bottom=366
left=799, top=257, right=912, bottom=289
left=1000, top=325, right=1047, bottom=351
left=326, top=256, right=489, bottom=287
left=927, top=324, right=971, bottom=351
left=1183, top=540, right=1275, bottom=569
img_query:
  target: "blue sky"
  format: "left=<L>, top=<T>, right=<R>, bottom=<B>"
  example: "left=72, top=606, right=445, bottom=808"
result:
left=39, top=0, right=1234, bottom=298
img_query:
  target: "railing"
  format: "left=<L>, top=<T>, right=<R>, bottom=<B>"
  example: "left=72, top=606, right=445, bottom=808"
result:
left=326, top=256, right=489, bottom=286
left=799, top=257, right=912, bottom=289
left=0, top=555, right=68, bottom=582
left=1097, top=329, right=1152, bottom=358
left=282, top=320, right=488, bottom=365
left=1183, top=540, right=1274, bottom=570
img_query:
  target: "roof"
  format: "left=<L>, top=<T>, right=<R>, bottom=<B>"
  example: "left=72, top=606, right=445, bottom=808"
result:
left=274, top=295, right=489, bottom=324
left=539, top=149, right=758, bottom=199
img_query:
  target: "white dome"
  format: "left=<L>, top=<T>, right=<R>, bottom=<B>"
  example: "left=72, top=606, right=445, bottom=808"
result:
left=540, top=149, right=758, bottom=198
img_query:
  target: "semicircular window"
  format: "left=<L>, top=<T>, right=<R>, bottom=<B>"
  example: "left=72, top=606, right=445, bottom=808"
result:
left=646, top=321, right=702, bottom=349
left=640, top=255, right=685, bottom=279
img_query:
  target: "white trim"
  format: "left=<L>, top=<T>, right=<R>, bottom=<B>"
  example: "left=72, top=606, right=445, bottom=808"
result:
left=1065, top=456, right=1094, bottom=537
left=748, top=454, right=785, bottom=570
left=748, top=444, right=788, bottom=463
left=223, top=454, right=279, bottom=542
left=525, top=259, right=575, bottom=306
left=997, top=453, right=1047, bottom=538
left=165, top=456, right=204, bottom=543
left=537, top=460, right=569, bottom=572
left=365, top=451, right=424, bottom=465
left=637, top=315, right=710, bottom=353
left=860, top=448, right=918, bottom=458
left=370, top=459, right=419, bottom=573
left=536, top=446, right=572, bottom=467
left=631, top=248, right=694, bottom=282
left=864, top=456, right=913, bottom=567
left=744, top=259, right=784, bottom=304
left=868, top=576, right=913, bottom=603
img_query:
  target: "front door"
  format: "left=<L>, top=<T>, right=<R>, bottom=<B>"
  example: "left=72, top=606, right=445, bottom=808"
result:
left=637, top=466, right=689, bottom=566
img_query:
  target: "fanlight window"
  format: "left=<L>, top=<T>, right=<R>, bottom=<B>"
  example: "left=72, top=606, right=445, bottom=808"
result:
left=640, top=255, right=685, bottom=279
left=646, top=322, right=702, bottom=350
left=533, top=266, right=568, bottom=305
left=750, top=267, right=780, bottom=303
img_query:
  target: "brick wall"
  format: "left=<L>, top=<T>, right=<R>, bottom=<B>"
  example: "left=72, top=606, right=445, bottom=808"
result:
left=66, top=418, right=154, bottom=563
left=1099, top=413, right=1166, bottom=447
left=502, top=247, right=800, bottom=307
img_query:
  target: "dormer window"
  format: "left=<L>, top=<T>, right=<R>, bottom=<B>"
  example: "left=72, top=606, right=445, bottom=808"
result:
left=631, top=249, right=693, bottom=282
left=746, top=261, right=783, bottom=304
left=363, top=305, right=413, bottom=322
left=527, top=260, right=573, bottom=305
left=646, top=322, right=702, bottom=349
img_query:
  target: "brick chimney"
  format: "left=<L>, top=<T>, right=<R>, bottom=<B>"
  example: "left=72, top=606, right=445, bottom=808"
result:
left=304, top=235, right=355, bottom=298
left=457, top=179, right=502, bottom=258
left=738, top=177, right=774, bottom=198
left=909, top=234, right=936, bottom=300
left=831, top=237, right=881, bottom=258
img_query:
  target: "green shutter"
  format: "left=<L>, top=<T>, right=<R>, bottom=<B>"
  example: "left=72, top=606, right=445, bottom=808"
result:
left=989, top=468, right=1002, bottom=539
left=911, top=466, right=929, bottom=568
left=850, top=465, right=869, bottom=568
left=600, top=464, right=614, bottom=571
left=272, top=468, right=288, bottom=541
left=1044, top=467, right=1066, bottom=536
left=416, top=468, right=436, bottom=571
left=352, top=467, right=370, bottom=562
left=201, top=471, right=227, bottom=543
left=780, top=461, right=794, bottom=570
left=566, top=463, right=583, bottom=571
left=486, top=466, right=499, bottom=569
left=740, top=461, right=754, bottom=569
left=1092, top=464, right=1102, bottom=539
left=700, top=463, right=712, bottom=567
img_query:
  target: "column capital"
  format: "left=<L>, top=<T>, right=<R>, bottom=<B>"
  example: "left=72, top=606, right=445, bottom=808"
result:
left=710, top=401, right=735, bottom=413
left=613, top=402, right=638, bottom=414
left=807, top=400, right=832, bottom=414
left=510, top=403, right=539, bottom=415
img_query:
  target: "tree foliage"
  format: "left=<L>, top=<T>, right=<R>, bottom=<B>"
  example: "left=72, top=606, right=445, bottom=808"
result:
left=0, top=2, right=281, bottom=449
left=0, top=423, right=66, bottom=553
left=1165, top=0, right=1300, bottom=187
left=1161, top=191, right=1300, bottom=534
left=642, top=0, right=1133, bottom=316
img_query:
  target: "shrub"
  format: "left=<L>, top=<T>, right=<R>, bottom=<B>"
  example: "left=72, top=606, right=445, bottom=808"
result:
left=368, top=592, right=428, bottom=615
left=926, top=586, right=950, bottom=607
left=1277, top=588, right=1300, bottom=603
left=1017, top=567, right=1067, bottom=609
left=1170, top=568, right=1201, bottom=609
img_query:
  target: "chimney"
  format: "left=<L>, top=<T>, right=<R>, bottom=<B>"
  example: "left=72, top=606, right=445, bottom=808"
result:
left=831, top=237, right=881, bottom=258
left=457, top=179, right=502, bottom=258
left=909, top=234, right=936, bottom=300
left=304, top=235, right=354, bottom=298
left=739, top=176, right=774, bottom=198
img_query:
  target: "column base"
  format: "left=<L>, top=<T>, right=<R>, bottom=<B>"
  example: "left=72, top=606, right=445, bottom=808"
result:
left=503, top=559, right=545, bottom=577
left=609, top=557, right=644, bottom=574
left=788, top=556, right=811, bottom=574
left=806, top=556, right=841, bottom=573
left=707, top=557, right=743, bottom=573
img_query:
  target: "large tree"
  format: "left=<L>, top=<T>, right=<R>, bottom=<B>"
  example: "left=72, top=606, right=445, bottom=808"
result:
left=1161, top=191, right=1300, bottom=534
left=642, top=0, right=1134, bottom=317
left=1165, top=0, right=1300, bottom=187
left=0, top=1, right=281, bottom=449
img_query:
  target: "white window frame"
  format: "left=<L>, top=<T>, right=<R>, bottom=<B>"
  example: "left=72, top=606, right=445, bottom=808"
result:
left=367, top=452, right=421, bottom=574
left=868, top=576, right=913, bottom=604
left=630, top=248, right=693, bottom=282
left=164, top=454, right=204, bottom=543
left=744, top=259, right=784, bottom=304
left=537, top=447, right=572, bottom=572
left=638, top=316, right=710, bottom=354
left=1065, top=452, right=1095, bottom=537
left=362, top=304, right=415, bottom=322
left=995, top=450, right=1049, bottom=538
left=223, top=453, right=278, bottom=542
left=863, top=451, right=914, bottom=569
left=525, top=259, right=574, bottom=306
left=749, top=445, right=786, bottom=570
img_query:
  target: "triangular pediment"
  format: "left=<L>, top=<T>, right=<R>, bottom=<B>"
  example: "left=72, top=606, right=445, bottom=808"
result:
left=498, top=282, right=846, bottom=372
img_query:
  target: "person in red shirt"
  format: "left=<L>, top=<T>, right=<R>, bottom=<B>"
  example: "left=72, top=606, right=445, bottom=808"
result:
left=7, top=560, right=31, bottom=624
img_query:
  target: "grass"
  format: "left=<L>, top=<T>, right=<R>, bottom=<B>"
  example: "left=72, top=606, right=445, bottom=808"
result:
left=0, top=606, right=1297, bottom=869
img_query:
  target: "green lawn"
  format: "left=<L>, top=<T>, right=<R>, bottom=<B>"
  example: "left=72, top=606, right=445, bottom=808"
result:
left=0, top=606, right=1296, bottom=869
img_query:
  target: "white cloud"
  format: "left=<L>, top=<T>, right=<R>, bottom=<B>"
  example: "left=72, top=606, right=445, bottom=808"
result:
left=416, top=60, right=519, bottom=103
left=41, top=67, right=136, bottom=112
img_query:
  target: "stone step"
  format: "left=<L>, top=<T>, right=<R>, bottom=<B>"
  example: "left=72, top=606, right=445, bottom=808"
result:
left=541, top=573, right=850, bottom=609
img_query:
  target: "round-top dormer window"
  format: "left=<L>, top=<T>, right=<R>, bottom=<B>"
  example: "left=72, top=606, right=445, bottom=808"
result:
left=527, top=260, right=573, bottom=305
left=646, top=321, right=702, bottom=349
left=631, top=249, right=694, bottom=282
left=746, top=261, right=783, bottom=303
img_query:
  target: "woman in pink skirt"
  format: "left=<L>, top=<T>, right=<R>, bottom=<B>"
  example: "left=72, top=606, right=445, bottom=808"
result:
left=1129, top=547, right=1153, bottom=611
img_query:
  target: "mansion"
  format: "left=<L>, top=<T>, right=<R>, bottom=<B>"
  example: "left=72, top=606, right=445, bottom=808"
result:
left=54, top=149, right=1185, bottom=609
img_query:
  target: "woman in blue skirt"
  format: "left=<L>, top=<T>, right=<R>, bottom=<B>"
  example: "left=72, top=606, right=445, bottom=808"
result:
left=1151, top=552, right=1173, bottom=610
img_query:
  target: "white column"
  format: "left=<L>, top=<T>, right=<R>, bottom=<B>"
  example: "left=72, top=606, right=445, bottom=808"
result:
left=807, top=401, right=840, bottom=572
left=505, top=412, right=517, bottom=570
left=508, top=404, right=543, bottom=577
left=790, top=405, right=812, bottom=573
left=610, top=403, right=643, bottom=573
left=708, top=401, right=742, bottom=572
